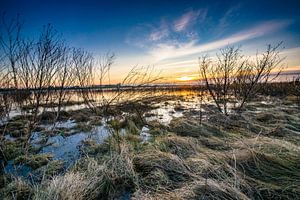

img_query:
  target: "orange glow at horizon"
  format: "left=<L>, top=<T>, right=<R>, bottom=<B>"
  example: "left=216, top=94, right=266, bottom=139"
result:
left=97, top=66, right=300, bottom=85
left=176, top=76, right=195, bottom=82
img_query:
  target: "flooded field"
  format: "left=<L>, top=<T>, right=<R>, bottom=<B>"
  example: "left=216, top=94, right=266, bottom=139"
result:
left=1, top=88, right=300, bottom=199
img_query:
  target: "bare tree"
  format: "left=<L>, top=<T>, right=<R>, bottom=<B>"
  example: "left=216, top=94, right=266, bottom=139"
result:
left=0, top=52, right=11, bottom=122
left=293, top=74, right=300, bottom=105
left=15, top=24, right=67, bottom=152
left=199, top=44, right=284, bottom=115
left=0, top=16, right=162, bottom=156
left=0, top=15, right=24, bottom=123
left=53, top=46, right=75, bottom=121
left=73, top=49, right=161, bottom=116
left=0, top=14, right=22, bottom=89
left=199, top=46, right=242, bottom=115
left=233, top=43, right=284, bottom=111
left=72, top=48, right=95, bottom=112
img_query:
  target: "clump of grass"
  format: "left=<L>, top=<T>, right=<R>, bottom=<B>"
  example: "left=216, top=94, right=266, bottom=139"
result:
left=232, top=137, right=300, bottom=199
left=156, top=135, right=200, bottom=159
left=108, top=118, right=126, bottom=131
left=132, top=179, right=250, bottom=200
left=174, top=104, right=185, bottom=111
left=133, top=149, right=193, bottom=191
left=125, top=119, right=140, bottom=135
left=1, top=140, right=24, bottom=160
left=34, top=160, right=65, bottom=180
left=83, top=143, right=138, bottom=199
left=168, top=117, right=201, bottom=137
left=235, top=150, right=300, bottom=199
left=1, top=177, right=32, bottom=200
left=74, top=122, right=93, bottom=132
left=15, top=154, right=52, bottom=169
left=123, top=134, right=145, bottom=152
left=38, top=111, right=57, bottom=123
left=197, top=136, right=231, bottom=151
left=33, top=172, right=87, bottom=200
left=207, top=113, right=250, bottom=130
left=89, top=116, right=103, bottom=126
left=178, top=179, right=250, bottom=200
left=0, top=118, right=28, bottom=137
left=70, top=108, right=93, bottom=122
left=185, top=156, right=212, bottom=176
left=169, top=117, right=224, bottom=138
left=81, top=139, right=111, bottom=156
left=267, top=125, right=300, bottom=140
left=71, top=140, right=138, bottom=199
left=255, top=112, right=285, bottom=123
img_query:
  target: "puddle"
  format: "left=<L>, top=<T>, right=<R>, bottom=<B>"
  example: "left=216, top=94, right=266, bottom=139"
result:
left=36, top=124, right=111, bottom=168
left=140, top=126, right=151, bottom=142
left=4, top=134, right=17, bottom=141
left=30, top=132, right=46, bottom=148
left=4, top=124, right=112, bottom=178
left=40, top=119, right=77, bottom=131
left=146, top=102, right=184, bottom=125
left=40, top=133, right=87, bottom=167
left=116, top=190, right=132, bottom=200
left=4, top=160, right=33, bottom=178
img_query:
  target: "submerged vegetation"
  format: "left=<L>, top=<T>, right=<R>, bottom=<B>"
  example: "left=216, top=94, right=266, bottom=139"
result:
left=0, top=16, right=300, bottom=200
left=1, top=94, right=299, bottom=200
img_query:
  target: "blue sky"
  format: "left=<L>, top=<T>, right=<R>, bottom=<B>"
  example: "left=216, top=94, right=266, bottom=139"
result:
left=1, top=0, right=300, bottom=82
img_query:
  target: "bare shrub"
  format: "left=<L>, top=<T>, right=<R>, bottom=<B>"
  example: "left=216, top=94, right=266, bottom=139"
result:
left=199, top=46, right=242, bottom=115
left=233, top=43, right=284, bottom=111
left=199, top=44, right=284, bottom=115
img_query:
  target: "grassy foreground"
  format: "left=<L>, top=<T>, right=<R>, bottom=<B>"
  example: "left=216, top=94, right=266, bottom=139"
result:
left=1, top=97, right=300, bottom=200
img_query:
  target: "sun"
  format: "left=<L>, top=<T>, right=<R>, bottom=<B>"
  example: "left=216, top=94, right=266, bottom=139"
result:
left=177, top=76, right=193, bottom=82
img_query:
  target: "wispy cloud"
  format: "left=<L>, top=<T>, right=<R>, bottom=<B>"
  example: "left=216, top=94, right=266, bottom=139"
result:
left=149, top=20, right=292, bottom=61
left=214, top=4, right=242, bottom=37
left=149, top=19, right=169, bottom=41
left=126, top=8, right=208, bottom=48
left=173, top=9, right=207, bottom=32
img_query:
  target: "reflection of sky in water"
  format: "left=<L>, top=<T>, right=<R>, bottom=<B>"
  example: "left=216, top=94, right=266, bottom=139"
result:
left=7, top=90, right=202, bottom=117
left=3, top=93, right=299, bottom=179
left=4, top=124, right=111, bottom=178
left=145, top=98, right=203, bottom=125
left=146, top=106, right=183, bottom=125
left=4, top=160, right=32, bottom=178
left=41, top=133, right=86, bottom=167
left=40, top=119, right=77, bottom=131
left=39, top=125, right=110, bottom=167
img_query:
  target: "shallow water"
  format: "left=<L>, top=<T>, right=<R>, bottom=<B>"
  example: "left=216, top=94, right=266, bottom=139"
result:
left=4, top=160, right=33, bottom=178
left=145, top=100, right=188, bottom=124
left=38, top=124, right=111, bottom=167
left=5, top=91, right=297, bottom=180
left=41, top=133, right=86, bottom=167
left=39, top=119, right=78, bottom=132
left=4, top=134, right=16, bottom=141
left=140, top=126, right=151, bottom=142
left=3, top=123, right=112, bottom=178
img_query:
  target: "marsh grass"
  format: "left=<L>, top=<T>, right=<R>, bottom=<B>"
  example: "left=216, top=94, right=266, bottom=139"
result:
left=14, top=154, right=52, bottom=170
left=2, top=177, right=32, bottom=200
left=1, top=98, right=300, bottom=200
left=33, top=172, right=87, bottom=200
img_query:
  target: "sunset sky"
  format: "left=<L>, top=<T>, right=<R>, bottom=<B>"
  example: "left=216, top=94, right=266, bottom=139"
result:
left=1, top=0, right=300, bottom=83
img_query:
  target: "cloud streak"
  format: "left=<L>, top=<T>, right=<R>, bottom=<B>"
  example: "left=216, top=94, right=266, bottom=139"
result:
left=149, top=20, right=169, bottom=41
left=173, top=9, right=207, bottom=32
left=214, top=4, right=242, bottom=37
left=149, top=20, right=292, bottom=61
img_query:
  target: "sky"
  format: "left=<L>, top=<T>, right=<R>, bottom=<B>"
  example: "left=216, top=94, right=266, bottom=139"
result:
left=1, top=0, right=300, bottom=83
